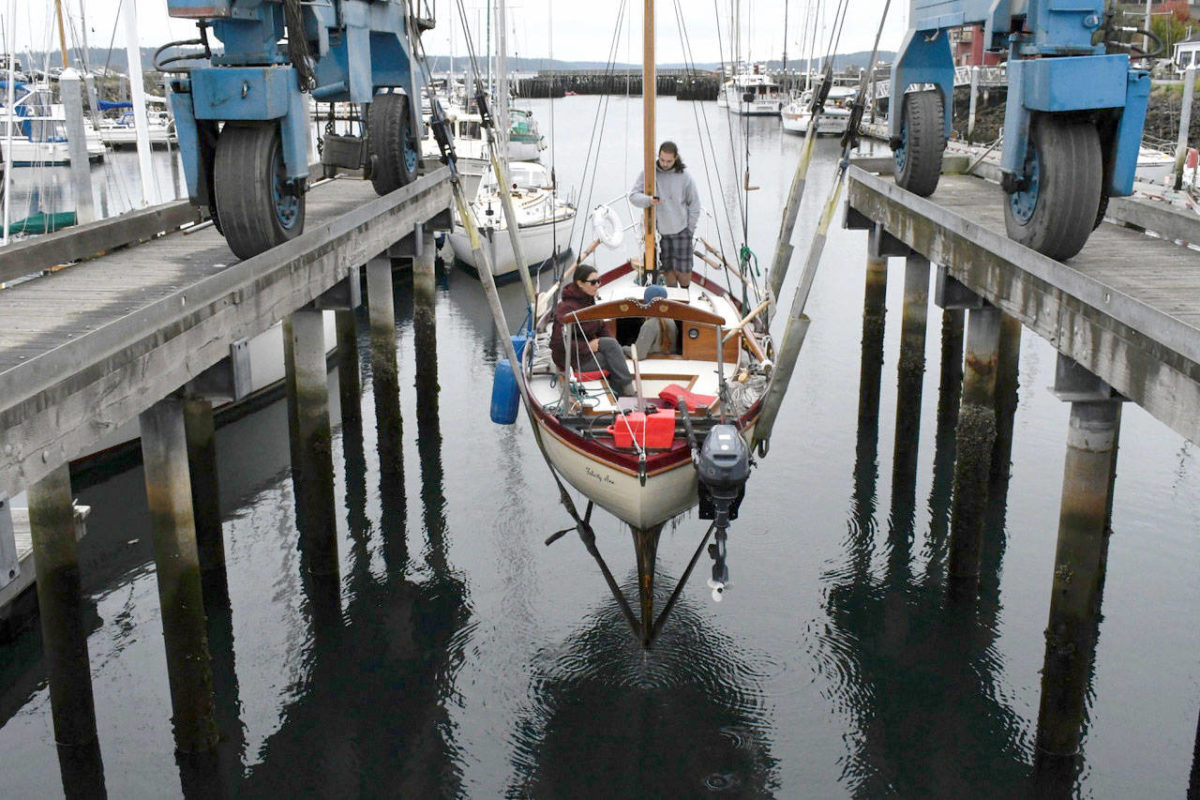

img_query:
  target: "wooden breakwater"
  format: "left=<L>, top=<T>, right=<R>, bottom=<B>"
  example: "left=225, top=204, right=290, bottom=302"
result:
left=514, top=70, right=721, bottom=100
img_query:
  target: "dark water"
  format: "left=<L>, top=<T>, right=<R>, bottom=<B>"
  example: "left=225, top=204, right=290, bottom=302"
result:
left=0, top=98, right=1198, bottom=798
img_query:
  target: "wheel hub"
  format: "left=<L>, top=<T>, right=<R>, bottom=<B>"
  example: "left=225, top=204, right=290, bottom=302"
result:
left=1008, top=150, right=1041, bottom=226
left=273, top=158, right=301, bottom=231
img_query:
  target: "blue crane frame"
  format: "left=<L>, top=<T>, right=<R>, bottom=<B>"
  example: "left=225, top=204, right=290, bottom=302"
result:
left=164, top=0, right=425, bottom=206
left=888, top=0, right=1150, bottom=199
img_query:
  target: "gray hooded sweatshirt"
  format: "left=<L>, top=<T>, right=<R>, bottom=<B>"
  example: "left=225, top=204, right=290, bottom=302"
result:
left=629, top=164, right=701, bottom=236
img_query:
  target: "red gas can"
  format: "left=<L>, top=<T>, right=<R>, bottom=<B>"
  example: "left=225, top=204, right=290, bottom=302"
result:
left=608, top=409, right=677, bottom=449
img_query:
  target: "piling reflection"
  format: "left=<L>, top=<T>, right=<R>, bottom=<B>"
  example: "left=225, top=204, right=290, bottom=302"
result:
left=822, top=300, right=1029, bottom=796
left=231, top=286, right=470, bottom=797
left=56, top=740, right=107, bottom=800
left=507, top=579, right=777, bottom=798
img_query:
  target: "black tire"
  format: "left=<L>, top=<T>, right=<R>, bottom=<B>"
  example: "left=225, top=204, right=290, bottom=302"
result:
left=214, top=123, right=305, bottom=259
left=1003, top=116, right=1101, bottom=261
left=369, top=91, right=419, bottom=195
left=894, top=90, right=945, bottom=197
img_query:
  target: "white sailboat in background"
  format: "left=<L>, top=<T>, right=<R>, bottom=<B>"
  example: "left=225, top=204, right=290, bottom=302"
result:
left=446, top=160, right=575, bottom=277
left=445, top=0, right=569, bottom=277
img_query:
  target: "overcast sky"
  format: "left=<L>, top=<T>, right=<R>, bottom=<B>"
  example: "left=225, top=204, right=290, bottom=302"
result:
left=26, top=1, right=906, bottom=68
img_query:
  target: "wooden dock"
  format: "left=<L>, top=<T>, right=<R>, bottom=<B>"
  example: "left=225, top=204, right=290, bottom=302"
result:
left=846, top=166, right=1200, bottom=445
left=0, top=167, right=452, bottom=503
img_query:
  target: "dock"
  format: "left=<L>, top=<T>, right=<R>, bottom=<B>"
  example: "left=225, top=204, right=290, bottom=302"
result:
left=0, top=163, right=453, bottom=751
left=846, top=165, right=1200, bottom=445
left=843, top=162, right=1200, bottom=762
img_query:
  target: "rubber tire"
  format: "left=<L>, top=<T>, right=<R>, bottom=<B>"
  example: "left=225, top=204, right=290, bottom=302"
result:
left=1003, top=117, right=1101, bottom=261
left=894, top=90, right=945, bottom=197
left=369, top=91, right=419, bottom=195
left=214, top=123, right=305, bottom=259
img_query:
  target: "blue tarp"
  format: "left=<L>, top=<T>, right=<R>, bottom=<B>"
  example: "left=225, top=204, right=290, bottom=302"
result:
left=97, top=100, right=132, bottom=110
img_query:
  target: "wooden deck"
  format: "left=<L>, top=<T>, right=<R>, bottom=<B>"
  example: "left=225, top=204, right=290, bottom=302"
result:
left=0, top=168, right=453, bottom=501
left=846, top=167, right=1200, bottom=444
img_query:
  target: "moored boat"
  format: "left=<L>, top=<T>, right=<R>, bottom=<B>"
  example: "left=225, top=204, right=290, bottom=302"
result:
left=524, top=263, right=771, bottom=530
left=446, top=160, right=575, bottom=279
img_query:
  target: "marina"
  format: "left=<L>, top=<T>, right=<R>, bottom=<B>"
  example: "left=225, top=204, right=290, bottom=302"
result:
left=0, top=0, right=1198, bottom=795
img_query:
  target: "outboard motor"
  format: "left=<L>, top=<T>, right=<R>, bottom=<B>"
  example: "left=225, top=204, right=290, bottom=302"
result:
left=697, top=425, right=751, bottom=601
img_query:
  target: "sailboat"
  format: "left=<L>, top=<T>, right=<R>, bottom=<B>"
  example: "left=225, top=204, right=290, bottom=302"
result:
left=485, top=0, right=777, bottom=646
left=446, top=159, right=575, bottom=278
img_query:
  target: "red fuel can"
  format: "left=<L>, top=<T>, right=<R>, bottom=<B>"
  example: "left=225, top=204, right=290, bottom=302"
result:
left=608, top=409, right=677, bottom=449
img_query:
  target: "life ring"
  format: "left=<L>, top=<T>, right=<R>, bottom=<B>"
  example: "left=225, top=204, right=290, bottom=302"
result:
left=591, top=204, right=624, bottom=248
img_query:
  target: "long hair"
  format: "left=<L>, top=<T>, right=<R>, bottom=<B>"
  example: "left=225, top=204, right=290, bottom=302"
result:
left=659, top=140, right=686, bottom=172
left=574, top=263, right=599, bottom=284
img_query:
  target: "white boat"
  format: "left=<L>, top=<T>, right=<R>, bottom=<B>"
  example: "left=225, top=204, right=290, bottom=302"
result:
left=421, top=104, right=546, bottom=195
left=781, top=86, right=857, bottom=135
left=721, top=66, right=783, bottom=116
left=447, top=160, right=575, bottom=278
left=95, top=101, right=176, bottom=148
left=0, top=81, right=104, bottom=165
left=525, top=273, right=770, bottom=529
left=473, top=0, right=784, bottom=648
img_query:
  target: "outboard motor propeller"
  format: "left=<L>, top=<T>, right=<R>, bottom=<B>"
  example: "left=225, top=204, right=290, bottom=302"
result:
left=697, top=424, right=751, bottom=601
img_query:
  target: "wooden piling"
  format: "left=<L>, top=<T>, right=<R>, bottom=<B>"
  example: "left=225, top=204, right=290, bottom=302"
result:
left=891, top=254, right=930, bottom=531
left=139, top=396, right=218, bottom=753
left=990, top=315, right=1021, bottom=487
left=367, top=255, right=406, bottom=566
left=1035, top=398, right=1121, bottom=757
left=947, top=304, right=1001, bottom=593
left=335, top=309, right=362, bottom=429
left=283, top=309, right=338, bottom=578
left=183, top=397, right=227, bottom=608
left=412, top=228, right=444, bottom=566
left=857, top=252, right=888, bottom=450
left=28, top=465, right=98, bottom=747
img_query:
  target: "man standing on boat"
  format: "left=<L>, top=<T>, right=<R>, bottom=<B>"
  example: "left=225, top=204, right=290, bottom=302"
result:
left=629, top=141, right=701, bottom=289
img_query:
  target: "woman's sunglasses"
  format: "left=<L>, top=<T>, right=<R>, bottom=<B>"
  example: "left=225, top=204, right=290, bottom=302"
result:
left=581, top=278, right=601, bottom=285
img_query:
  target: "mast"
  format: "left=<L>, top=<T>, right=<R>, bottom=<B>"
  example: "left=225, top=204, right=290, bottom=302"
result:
left=53, top=0, right=69, bottom=68
left=643, top=0, right=656, bottom=276
left=497, top=0, right=508, bottom=156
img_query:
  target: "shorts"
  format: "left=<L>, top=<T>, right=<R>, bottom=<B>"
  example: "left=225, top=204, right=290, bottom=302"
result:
left=658, top=229, right=693, bottom=273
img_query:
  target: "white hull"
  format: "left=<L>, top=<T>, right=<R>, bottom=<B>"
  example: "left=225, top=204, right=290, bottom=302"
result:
left=538, top=419, right=700, bottom=529
left=97, top=125, right=175, bottom=148
left=447, top=217, right=570, bottom=277
left=525, top=268, right=770, bottom=530
left=2, top=130, right=105, bottom=166
left=722, top=80, right=783, bottom=116
left=781, top=108, right=850, bottom=135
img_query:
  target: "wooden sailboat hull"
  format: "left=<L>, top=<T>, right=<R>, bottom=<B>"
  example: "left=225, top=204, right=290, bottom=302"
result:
left=535, top=411, right=759, bottom=530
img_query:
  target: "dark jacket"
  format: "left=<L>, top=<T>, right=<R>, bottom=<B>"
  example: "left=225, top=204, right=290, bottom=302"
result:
left=550, top=281, right=606, bottom=371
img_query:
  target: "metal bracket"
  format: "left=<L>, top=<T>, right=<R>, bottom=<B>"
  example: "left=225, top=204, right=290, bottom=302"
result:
left=1051, top=353, right=1124, bottom=402
left=934, top=267, right=984, bottom=310
left=0, top=498, right=17, bottom=591
left=869, top=224, right=912, bottom=258
left=187, top=338, right=252, bottom=402
left=312, top=269, right=362, bottom=311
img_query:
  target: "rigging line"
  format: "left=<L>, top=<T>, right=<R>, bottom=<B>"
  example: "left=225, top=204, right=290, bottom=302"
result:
left=569, top=0, right=628, bottom=259
left=673, top=0, right=736, bottom=290
left=712, top=0, right=748, bottom=246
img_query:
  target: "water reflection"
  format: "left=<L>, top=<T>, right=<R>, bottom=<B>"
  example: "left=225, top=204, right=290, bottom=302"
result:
left=821, top=306, right=1030, bottom=797
left=507, top=579, right=777, bottom=798
left=231, top=312, right=471, bottom=797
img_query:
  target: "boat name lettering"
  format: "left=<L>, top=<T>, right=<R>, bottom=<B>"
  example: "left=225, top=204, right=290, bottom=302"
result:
left=584, top=466, right=616, bottom=486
